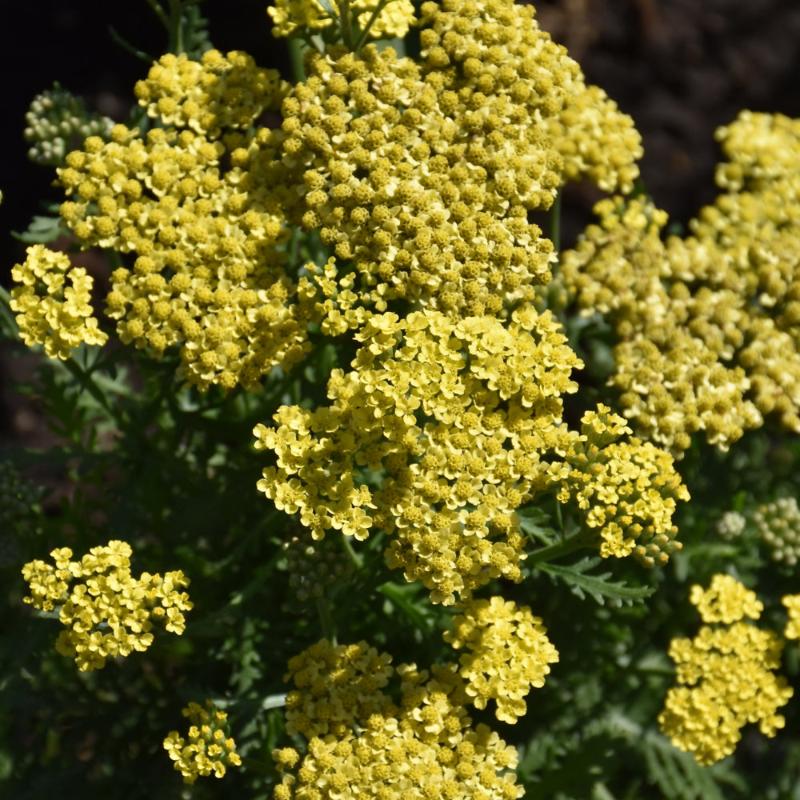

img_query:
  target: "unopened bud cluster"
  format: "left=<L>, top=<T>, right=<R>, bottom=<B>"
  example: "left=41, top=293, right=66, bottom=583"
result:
left=752, top=497, right=800, bottom=567
left=24, top=83, right=113, bottom=166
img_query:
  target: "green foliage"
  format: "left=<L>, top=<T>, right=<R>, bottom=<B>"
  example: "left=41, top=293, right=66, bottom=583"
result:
left=536, top=558, right=654, bottom=608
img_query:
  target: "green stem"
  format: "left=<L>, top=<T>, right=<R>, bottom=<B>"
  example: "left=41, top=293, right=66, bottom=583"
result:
left=340, top=535, right=363, bottom=569
left=167, top=0, right=184, bottom=52
left=335, top=0, right=355, bottom=49
left=288, top=38, right=307, bottom=83
left=108, top=26, right=155, bottom=63
left=0, top=285, right=19, bottom=337
left=353, top=0, right=393, bottom=51
left=315, top=596, right=337, bottom=644
left=61, top=357, right=117, bottom=419
left=527, top=528, right=592, bottom=565
left=550, top=189, right=562, bottom=254
left=144, top=0, right=170, bottom=28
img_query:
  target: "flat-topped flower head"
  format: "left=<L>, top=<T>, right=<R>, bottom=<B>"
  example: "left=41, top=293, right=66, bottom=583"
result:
left=22, top=540, right=191, bottom=671
left=689, top=573, right=762, bottom=624
left=164, top=701, right=241, bottom=784
left=273, top=641, right=523, bottom=798
left=444, top=596, right=558, bottom=723
left=660, top=576, right=791, bottom=765
left=256, top=305, right=582, bottom=604
left=268, top=0, right=416, bottom=40
left=10, top=245, right=107, bottom=359
left=556, top=404, right=689, bottom=564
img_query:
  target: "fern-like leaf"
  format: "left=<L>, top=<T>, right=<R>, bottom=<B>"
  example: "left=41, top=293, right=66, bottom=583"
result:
left=537, top=557, right=654, bottom=607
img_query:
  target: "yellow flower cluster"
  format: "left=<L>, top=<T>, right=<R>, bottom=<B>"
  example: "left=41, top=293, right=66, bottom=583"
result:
left=10, top=245, right=107, bottom=359
left=22, top=540, right=192, bottom=672
left=163, top=701, right=242, bottom=784
left=275, top=640, right=523, bottom=799
left=753, top=497, right=800, bottom=566
left=688, top=574, right=763, bottom=624
left=783, top=594, right=800, bottom=640
left=255, top=305, right=582, bottom=604
left=561, top=110, right=800, bottom=452
left=57, top=54, right=310, bottom=390
left=444, top=597, right=558, bottom=723
left=561, top=195, right=761, bottom=453
left=283, top=640, right=395, bottom=738
left=281, top=43, right=554, bottom=321
left=556, top=405, right=689, bottom=563
left=268, top=0, right=416, bottom=40
left=420, top=0, right=641, bottom=195
left=659, top=575, right=792, bottom=765
left=135, top=50, right=287, bottom=136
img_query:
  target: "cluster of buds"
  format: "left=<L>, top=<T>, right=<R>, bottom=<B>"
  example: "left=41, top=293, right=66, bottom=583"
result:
left=24, top=83, right=113, bottom=166
left=752, top=497, right=800, bottom=567
left=282, top=533, right=353, bottom=604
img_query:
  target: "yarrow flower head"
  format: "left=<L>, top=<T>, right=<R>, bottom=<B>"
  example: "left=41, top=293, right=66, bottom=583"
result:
left=556, top=404, right=689, bottom=564
left=689, top=573, right=763, bottom=625
left=58, top=51, right=310, bottom=390
left=163, top=701, right=241, bottom=784
left=255, top=305, right=582, bottom=604
left=444, top=596, right=558, bottom=723
left=283, top=639, right=395, bottom=738
left=659, top=575, right=792, bottom=765
left=268, top=0, right=416, bottom=40
left=273, top=639, right=524, bottom=799
left=782, top=594, right=800, bottom=641
left=134, top=50, right=287, bottom=137
left=22, top=540, right=192, bottom=671
left=281, top=42, right=556, bottom=321
left=10, top=245, right=107, bottom=359
left=561, top=110, right=800, bottom=452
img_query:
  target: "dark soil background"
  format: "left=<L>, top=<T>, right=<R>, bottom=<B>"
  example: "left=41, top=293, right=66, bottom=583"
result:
left=2, top=0, right=800, bottom=443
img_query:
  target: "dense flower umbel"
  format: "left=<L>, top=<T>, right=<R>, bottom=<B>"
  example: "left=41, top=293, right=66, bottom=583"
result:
left=268, top=0, right=416, bottom=40
left=255, top=305, right=582, bottom=604
left=556, top=405, right=689, bottom=563
left=280, top=43, right=555, bottom=321
left=561, top=111, right=800, bottom=452
left=688, top=574, right=763, bottom=625
left=10, top=245, right=107, bottom=359
left=419, top=0, right=641, bottom=196
left=659, top=575, right=792, bottom=765
left=283, top=640, right=395, bottom=738
left=22, top=541, right=191, bottom=671
left=444, top=597, right=558, bottom=723
left=163, top=701, right=242, bottom=784
left=274, top=641, right=523, bottom=799
left=134, top=50, right=287, bottom=137
left=560, top=195, right=761, bottom=453
left=58, top=53, right=309, bottom=391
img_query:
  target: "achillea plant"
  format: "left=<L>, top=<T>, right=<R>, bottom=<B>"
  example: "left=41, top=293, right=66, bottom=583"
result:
left=3, top=0, right=800, bottom=797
